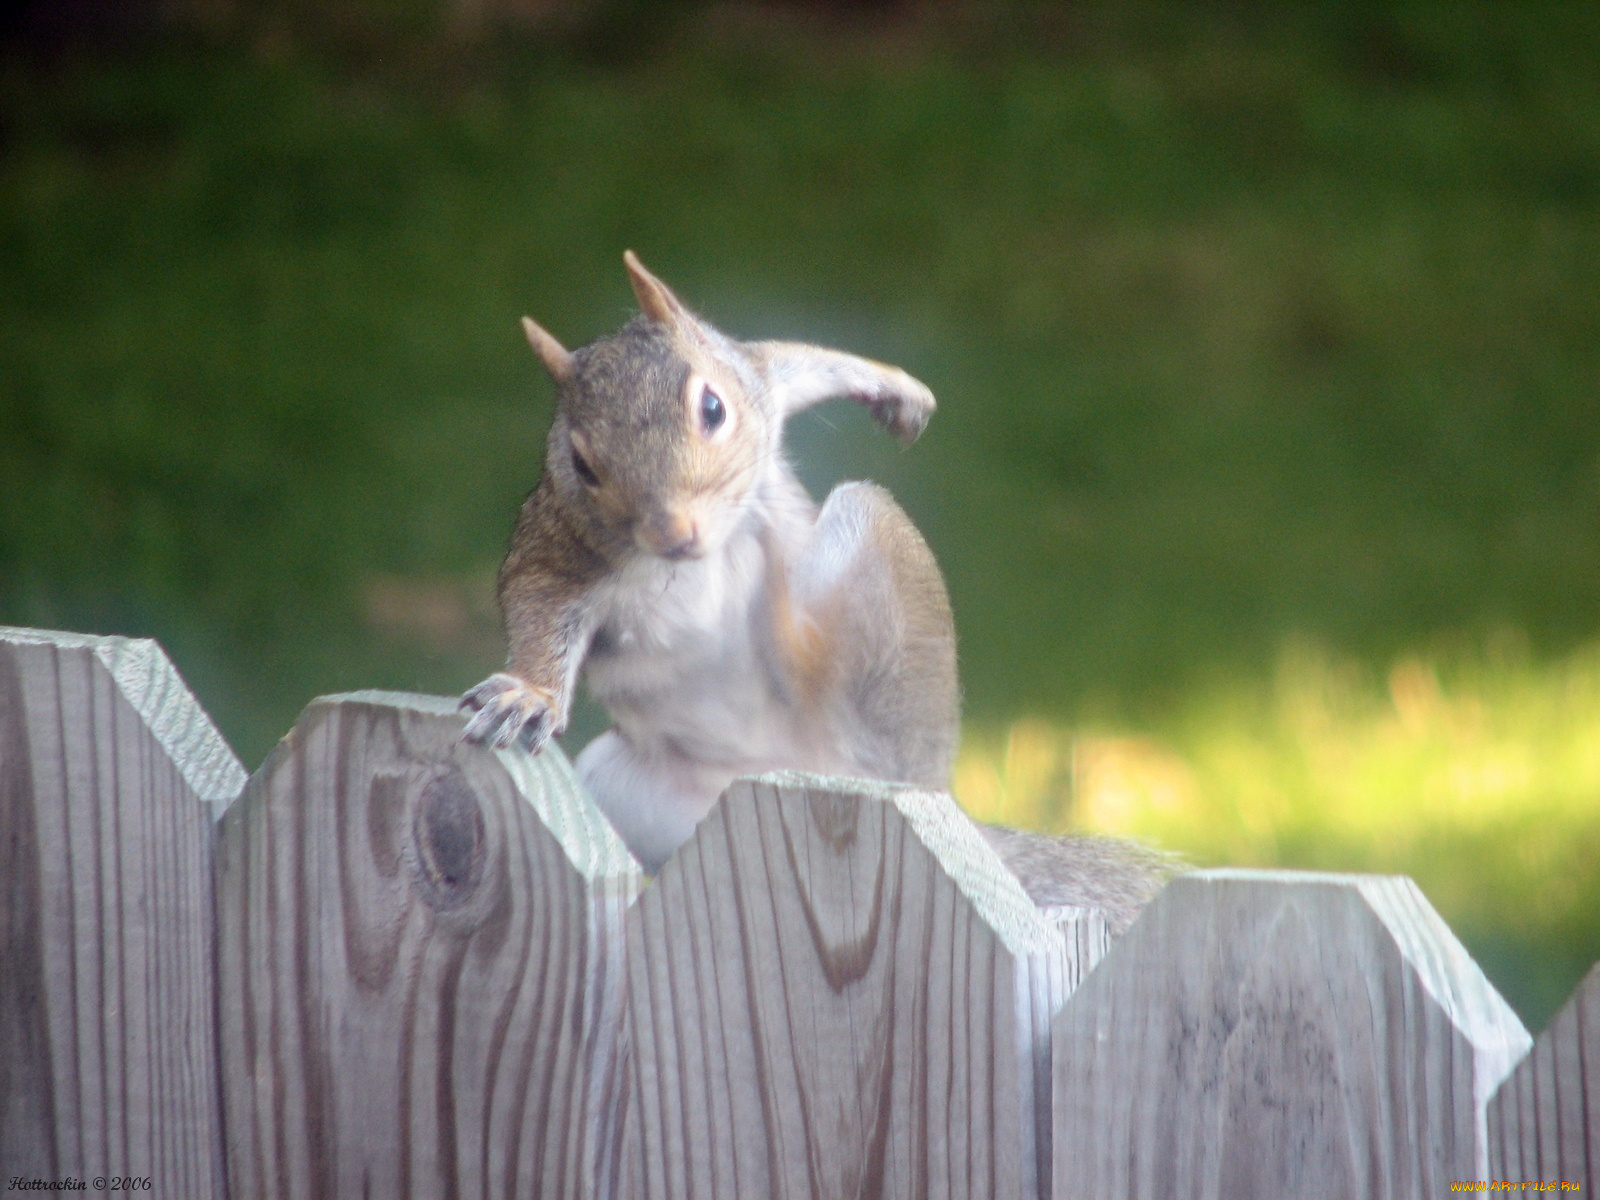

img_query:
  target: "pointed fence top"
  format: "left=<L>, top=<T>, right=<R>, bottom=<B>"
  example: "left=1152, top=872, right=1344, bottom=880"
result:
left=1, top=625, right=246, bottom=819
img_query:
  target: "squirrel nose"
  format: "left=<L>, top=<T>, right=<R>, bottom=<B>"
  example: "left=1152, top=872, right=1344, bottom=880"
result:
left=638, top=509, right=703, bottom=560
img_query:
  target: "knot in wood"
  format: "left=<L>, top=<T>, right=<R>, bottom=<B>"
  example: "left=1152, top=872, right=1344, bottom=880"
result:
left=412, top=766, right=486, bottom=911
left=807, top=788, right=860, bottom=851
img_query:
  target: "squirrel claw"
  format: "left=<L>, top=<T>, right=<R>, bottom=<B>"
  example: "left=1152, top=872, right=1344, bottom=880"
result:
left=876, top=399, right=930, bottom=444
left=459, top=672, right=559, bottom=754
left=870, top=372, right=935, bottom=445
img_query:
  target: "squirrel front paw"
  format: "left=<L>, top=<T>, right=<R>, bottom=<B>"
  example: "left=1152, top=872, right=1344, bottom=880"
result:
left=459, top=672, right=562, bottom=753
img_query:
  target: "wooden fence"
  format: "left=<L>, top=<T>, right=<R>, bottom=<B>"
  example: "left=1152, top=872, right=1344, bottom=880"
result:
left=0, top=625, right=1594, bottom=1198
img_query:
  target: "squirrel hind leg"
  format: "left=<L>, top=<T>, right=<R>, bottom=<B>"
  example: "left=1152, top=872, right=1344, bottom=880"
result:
left=794, top=481, right=960, bottom=790
left=576, top=730, right=730, bottom=874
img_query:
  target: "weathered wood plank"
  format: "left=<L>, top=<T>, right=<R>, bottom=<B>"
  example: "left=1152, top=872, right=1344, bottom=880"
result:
left=1489, top=960, right=1598, bottom=1188
left=0, top=626, right=244, bottom=1194
left=1052, top=869, right=1532, bottom=1199
left=625, top=771, right=1109, bottom=1200
left=215, top=691, right=642, bottom=1200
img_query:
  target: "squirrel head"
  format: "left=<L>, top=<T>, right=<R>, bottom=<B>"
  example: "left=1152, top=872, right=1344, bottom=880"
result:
left=524, top=253, right=782, bottom=563
left=521, top=251, right=936, bottom=564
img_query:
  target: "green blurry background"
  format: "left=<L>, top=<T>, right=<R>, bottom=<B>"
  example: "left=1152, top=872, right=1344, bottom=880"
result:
left=2, top=0, right=1597, bottom=1029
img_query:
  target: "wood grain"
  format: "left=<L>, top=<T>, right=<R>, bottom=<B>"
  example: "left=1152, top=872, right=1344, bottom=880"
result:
left=1489, top=960, right=1598, bottom=1188
left=1051, top=869, right=1532, bottom=1199
left=214, top=690, right=642, bottom=1200
left=624, top=771, right=1108, bottom=1200
left=0, top=626, right=245, bottom=1194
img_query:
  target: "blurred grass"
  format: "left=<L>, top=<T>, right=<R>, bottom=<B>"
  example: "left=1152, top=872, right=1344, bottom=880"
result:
left=1, top=2, right=1598, bottom=1027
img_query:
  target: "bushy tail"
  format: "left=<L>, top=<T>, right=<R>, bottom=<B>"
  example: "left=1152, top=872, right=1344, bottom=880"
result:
left=978, top=824, right=1184, bottom=935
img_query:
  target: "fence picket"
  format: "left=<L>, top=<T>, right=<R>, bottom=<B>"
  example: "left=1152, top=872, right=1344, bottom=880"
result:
left=1051, top=869, right=1532, bottom=1199
left=623, top=771, right=1107, bottom=1200
left=1488, top=961, right=1598, bottom=1188
left=214, top=691, right=642, bottom=1200
left=0, top=626, right=243, bottom=1194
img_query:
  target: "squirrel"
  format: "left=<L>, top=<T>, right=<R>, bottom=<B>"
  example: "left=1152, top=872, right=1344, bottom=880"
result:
left=461, top=252, right=1173, bottom=928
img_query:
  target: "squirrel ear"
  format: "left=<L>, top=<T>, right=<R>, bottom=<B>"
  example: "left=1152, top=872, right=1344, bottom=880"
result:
left=623, top=250, right=689, bottom=327
left=522, top=317, right=574, bottom=385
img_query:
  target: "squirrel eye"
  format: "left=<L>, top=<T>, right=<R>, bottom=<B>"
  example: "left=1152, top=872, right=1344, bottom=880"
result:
left=571, top=446, right=600, bottom=487
left=699, top=387, right=726, bottom=435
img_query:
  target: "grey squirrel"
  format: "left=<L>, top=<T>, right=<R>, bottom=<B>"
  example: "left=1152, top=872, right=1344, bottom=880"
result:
left=462, top=252, right=1172, bottom=927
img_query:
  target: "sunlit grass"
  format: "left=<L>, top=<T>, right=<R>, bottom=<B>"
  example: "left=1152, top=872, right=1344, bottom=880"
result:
left=956, top=634, right=1600, bottom=1029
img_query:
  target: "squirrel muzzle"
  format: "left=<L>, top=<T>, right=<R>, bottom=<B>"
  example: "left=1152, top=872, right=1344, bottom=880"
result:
left=636, top=506, right=703, bottom=560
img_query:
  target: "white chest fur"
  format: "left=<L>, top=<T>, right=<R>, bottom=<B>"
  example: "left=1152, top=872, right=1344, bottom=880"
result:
left=581, top=470, right=816, bottom=770
left=574, top=468, right=840, bottom=872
